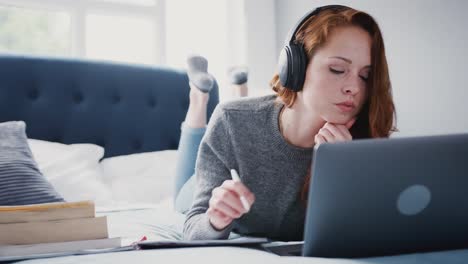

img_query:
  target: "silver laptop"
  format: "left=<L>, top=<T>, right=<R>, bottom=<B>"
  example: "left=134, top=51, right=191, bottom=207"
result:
left=300, top=133, right=468, bottom=257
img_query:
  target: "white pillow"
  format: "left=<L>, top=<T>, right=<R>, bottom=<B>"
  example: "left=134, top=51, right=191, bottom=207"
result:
left=100, top=150, right=178, bottom=204
left=27, top=139, right=114, bottom=206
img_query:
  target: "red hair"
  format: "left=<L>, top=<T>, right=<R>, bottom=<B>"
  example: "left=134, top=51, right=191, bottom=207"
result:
left=270, top=7, right=397, bottom=201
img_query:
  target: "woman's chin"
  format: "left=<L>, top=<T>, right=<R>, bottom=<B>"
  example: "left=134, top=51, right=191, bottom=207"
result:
left=322, top=114, right=352, bottom=125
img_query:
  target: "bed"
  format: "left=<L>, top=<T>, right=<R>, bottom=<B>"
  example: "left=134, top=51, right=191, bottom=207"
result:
left=1, top=54, right=467, bottom=263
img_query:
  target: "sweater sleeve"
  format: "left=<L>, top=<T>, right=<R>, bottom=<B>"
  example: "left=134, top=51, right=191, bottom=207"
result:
left=183, top=104, right=235, bottom=240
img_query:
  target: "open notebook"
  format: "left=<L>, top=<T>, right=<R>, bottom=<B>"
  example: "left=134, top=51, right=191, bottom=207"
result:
left=137, top=236, right=269, bottom=249
left=1, top=234, right=270, bottom=261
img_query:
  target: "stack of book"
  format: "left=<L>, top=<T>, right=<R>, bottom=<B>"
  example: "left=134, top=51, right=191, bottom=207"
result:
left=0, top=201, right=123, bottom=260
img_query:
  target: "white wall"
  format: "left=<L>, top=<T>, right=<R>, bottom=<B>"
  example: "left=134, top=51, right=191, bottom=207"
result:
left=273, top=0, right=468, bottom=137
left=226, top=0, right=247, bottom=67
left=242, top=0, right=277, bottom=97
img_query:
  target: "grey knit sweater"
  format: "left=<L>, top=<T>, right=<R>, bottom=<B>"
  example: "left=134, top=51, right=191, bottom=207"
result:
left=183, top=95, right=314, bottom=241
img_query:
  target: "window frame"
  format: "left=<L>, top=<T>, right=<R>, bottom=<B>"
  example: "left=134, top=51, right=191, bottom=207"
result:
left=0, top=0, right=166, bottom=64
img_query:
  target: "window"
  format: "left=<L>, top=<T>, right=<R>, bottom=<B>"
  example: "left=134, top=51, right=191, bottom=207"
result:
left=0, top=0, right=160, bottom=65
left=0, top=5, right=71, bottom=57
left=85, top=14, right=156, bottom=65
left=0, top=0, right=234, bottom=99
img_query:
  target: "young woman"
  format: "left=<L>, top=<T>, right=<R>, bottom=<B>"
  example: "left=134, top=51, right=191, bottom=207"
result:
left=177, top=5, right=396, bottom=241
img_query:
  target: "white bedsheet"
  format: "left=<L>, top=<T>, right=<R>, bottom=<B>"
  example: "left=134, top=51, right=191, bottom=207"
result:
left=97, top=199, right=184, bottom=241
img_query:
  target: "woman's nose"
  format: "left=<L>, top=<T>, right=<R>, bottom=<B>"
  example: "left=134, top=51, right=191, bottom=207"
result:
left=342, top=76, right=361, bottom=95
left=344, top=87, right=357, bottom=94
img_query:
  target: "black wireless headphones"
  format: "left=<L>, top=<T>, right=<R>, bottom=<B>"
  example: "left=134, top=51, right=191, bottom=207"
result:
left=278, top=5, right=350, bottom=92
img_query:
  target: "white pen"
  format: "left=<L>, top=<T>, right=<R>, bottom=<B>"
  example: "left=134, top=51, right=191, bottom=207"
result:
left=230, top=169, right=251, bottom=212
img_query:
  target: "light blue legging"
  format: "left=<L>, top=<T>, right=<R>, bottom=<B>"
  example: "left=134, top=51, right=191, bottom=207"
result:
left=173, top=122, right=206, bottom=213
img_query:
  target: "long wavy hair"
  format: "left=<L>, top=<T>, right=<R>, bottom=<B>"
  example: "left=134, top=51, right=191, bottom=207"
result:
left=270, top=7, right=397, bottom=201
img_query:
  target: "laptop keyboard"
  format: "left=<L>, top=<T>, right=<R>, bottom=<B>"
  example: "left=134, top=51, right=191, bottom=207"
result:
left=262, top=242, right=304, bottom=256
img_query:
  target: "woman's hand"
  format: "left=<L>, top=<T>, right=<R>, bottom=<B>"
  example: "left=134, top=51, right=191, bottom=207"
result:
left=206, top=180, right=255, bottom=230
left=315, top=118, right=356, bottom=146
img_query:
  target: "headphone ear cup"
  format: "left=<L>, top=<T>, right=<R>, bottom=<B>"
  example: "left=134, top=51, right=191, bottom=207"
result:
left=288, top=43, right=307, bottom=91
left=278, top=46, right=292, bottom=88
left=278, top=43, right=307, bottom=91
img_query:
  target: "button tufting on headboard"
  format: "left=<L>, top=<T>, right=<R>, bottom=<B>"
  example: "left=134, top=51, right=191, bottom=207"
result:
left=112, top=94, right=121, bottom=104
left=96, top=139, right=106, bottom=147
left=132, top=140, right=142, bottom=150
left=148, top=97, right=157, bottom=108
left=0, top=55, right=219, bottom=157
left=73, top=92, right=83, bottom=104
left=28, top=89, right=39, bottom=100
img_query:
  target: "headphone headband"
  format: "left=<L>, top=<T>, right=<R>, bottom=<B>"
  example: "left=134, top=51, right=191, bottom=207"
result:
left=278, top=4, right=351, bottom=91
left=285, top=5, right=350, bottom=45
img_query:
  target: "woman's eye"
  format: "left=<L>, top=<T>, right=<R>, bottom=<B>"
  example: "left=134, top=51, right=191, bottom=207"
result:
left=360, top=75, right=369, bottom=81
left=329, top=68, right=344, bottom=74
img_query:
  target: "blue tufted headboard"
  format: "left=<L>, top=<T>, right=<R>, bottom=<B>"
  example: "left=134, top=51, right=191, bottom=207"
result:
left=0, top=55, right=219, bottom=157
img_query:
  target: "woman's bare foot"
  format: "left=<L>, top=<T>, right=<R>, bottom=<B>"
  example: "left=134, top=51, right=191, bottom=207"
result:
left=232, top=83, right=248, bottom=97
left=185, top=82, right=209, bottom=128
